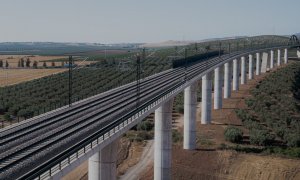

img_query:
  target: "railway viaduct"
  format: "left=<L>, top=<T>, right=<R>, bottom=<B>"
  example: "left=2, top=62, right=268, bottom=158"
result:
left=0, top=38, right=299, bottom=180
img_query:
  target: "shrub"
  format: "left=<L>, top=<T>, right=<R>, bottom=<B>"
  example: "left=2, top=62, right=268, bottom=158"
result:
left=245, top=98, right=255, bottom=107
left=224, top=126, right=243, bottom=143
left=172, top=129, right=183, bottom=143
left=137, top=120, right=154, bottom=131
left=175, top=105, right=184, bottom=114
left=3, top=113, right=12, bottom=121
left=249, top=129, right=274, bottom=146
left=284, top=133, right=300, bottom=147
left=137, top=131, right=153, bottom=141
left=265, top=147, right=300, bottom=158
left=0, top=104, right=5, bottom=114
left=125, top=131, right=153, bottom=142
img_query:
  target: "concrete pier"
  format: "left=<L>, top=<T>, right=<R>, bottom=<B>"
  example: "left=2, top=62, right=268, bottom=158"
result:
left=249, top=54, right=253, bottom=80
left=224, top=62, right=231, bottom=98
left=232, top=59, right=239, bottom=91
left=201, top=72, right=212, bottom=124
left=214, top=67, right=222, bottom=109
left=154, top=99, right=173, bottom=180
left=284, top=48, right=288, bottom=64
left=277, top=49, right=281, bottom=66
left=184, top=83, right=197, bottom=150
left=270, top=50, right=274, bottom=69
left=88, top=139, right=118, bottom=180
left=241, top=56, right=246, bottom=84
left=261, top=52, right=268, bottom=73
left=256, top=53, right=260, bottom=75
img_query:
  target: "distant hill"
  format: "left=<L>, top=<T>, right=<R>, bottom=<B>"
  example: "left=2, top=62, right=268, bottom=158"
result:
left=140, top=40, right=192, bottom=48
left=0, top=42, right=140, bottom=55
left=140, top=36, right=248, bottom=48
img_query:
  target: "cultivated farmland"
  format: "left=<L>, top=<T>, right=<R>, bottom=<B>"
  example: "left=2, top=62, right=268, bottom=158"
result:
left=0, top=69, right=67, bottom=87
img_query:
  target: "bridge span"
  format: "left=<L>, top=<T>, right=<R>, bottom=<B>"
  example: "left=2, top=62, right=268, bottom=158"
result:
left=0, top=44, right=295, bottom=180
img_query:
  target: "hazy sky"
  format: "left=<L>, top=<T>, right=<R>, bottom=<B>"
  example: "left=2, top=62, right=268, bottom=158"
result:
left=0, top=0, right=298, bottom=43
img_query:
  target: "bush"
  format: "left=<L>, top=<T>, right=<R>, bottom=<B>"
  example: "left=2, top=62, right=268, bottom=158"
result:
left=245, top=98, right=255, bottom=107
left=235, top=109, right=254, bottom=122
left=0, top=104, right=5, bottom=114
left=172, top=129, right=183, bottom=143
left=137, top=120, right=154, bottom=131
left=125, top=131, right=153, bottom=142
left=224, top=126, right=243, bottom=143
left=175, top=105, right=184, bottom=114
left=284, top=133, right=300, bottom=147
left=139, top=131, right=153, bottom=140
left=249, top=129, right=274, bottom=146
left=265, top=147, right=300, bottom=158
left=3, top=113, right=12, bottom=121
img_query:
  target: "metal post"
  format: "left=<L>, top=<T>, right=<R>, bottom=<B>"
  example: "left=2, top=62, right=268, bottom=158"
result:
left=219, top=42, right=221, bottom=57
left=68, top=55, right=73, bottom=107
left=136, top=55, right=141, bottom=109
left=142, top=48, right=146, bottom=79
left=184, top=48, right=188, bottom=81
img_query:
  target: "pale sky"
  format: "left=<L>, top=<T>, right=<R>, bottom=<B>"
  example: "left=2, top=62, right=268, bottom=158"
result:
left=0, top=0, right=298, bottom=43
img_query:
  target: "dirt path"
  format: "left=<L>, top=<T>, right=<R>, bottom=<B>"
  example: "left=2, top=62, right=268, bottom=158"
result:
left=119, top=140, right=154, bottom=180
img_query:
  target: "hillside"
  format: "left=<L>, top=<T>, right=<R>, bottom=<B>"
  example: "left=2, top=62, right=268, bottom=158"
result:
left=140, top=62, right=300, bottom=180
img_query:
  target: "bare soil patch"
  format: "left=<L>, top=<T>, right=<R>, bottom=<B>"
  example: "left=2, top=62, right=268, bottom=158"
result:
left=0, top=68, right=66, bottom=87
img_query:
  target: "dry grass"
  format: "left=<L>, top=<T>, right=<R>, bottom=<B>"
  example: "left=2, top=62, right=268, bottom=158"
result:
left=0, top=69, right=67, bottom=87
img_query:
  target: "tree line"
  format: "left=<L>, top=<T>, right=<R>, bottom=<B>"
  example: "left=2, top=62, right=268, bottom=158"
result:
left=0, top=60, right=9, bottom=68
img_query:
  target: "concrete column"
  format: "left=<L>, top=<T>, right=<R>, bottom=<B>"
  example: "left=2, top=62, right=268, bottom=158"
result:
left=232, top=59, right=239, bottom=91
left=284, top=48, right=288, bottom=64
left=241, top=57, right=246, bottom=84
left=261, top=52, right=268, bottom=73
left=297, top=50, right=300, bottom=58
left=201, top=72, right=212, bottom=124
left=184, top=83, right=197, bottom=150
left=277, top=49, right=281, bottom=66
left=214, top=67, right=222, bottom=109
left=88, top=139, right=118, bottom=180
left=248, top=54, right=253, bottom=80
left=224, top=62, right=231, bottom=98
left=256, top=53, right=260, bottom=75
left=270, top=50, right=274, bottom=69
left=154, top=99, right=173, bottom=180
